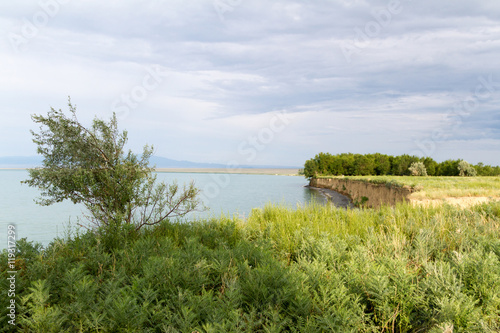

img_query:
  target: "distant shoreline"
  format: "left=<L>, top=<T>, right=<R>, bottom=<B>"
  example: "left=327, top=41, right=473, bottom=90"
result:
left=155, top=168, right=300, bottom=176
left=1, top=167, right=300, bottom=176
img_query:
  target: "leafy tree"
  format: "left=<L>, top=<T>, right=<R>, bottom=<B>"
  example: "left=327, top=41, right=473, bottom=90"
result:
left=303, top=159, right=318, bottom=178
left=474, top=162, right=500, bottom=176
left=353, top=154, right=375, bottom=176
left=395, top=155, right=420, bottom=176
left=302, top=152, right=498, bottom=178
left=458, top=160, right=477, bottom=177
left=326, top=155, right=343, bottom=175
left=373, top=153, right=391, bottom=175
left=436, top=159, right=460, bottom=176
left=390, top=155, right=405, bottom=175
left=23, top=101, right=201, bottom=231
left=316, top=152, right=334, bottom=175
left=422, top=157, right=438, bottom=176
left=475, top=162, right=487, bottom=176
left=408, top=162, right=427, bottom=176
left=341, top=153, right=356, bottom=175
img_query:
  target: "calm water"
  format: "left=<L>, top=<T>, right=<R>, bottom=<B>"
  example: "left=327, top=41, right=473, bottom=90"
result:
left=0, top=170, right=329, bottom=248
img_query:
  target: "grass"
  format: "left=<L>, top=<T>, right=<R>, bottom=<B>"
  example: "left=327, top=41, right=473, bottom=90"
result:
left=317, top=175, right=500, bottom=199
left=2, top=202, right=500, bottom=332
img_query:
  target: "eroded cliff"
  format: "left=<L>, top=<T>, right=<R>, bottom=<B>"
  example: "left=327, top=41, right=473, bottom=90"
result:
left=309, top=178, right=414, bottom=208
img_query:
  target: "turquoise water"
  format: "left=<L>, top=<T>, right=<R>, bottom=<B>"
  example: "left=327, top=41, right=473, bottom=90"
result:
left=0, top=170, right=326, bottom=248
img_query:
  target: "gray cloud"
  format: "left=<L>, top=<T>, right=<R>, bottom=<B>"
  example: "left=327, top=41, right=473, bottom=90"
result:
left=0, top=0, right=499, bottom=166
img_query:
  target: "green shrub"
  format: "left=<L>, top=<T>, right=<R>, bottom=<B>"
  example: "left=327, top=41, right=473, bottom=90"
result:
left=458, top=160, right=478, bottom=177
left=409, top=161, right=428, bottom=176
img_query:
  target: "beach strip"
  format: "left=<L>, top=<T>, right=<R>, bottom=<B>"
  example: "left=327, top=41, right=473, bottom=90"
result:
left=155, top=168, right=299, bottom=175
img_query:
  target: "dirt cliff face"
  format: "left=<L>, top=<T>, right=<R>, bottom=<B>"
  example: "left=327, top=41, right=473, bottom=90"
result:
left=309, top=178, right=414, bottom=208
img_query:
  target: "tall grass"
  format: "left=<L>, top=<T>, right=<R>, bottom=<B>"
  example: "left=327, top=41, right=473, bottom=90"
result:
left=1, top=202, right=499, bottom=332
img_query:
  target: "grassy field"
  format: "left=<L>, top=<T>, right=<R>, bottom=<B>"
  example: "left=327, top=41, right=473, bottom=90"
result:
left=2, top=202, right=500, bottom=332
left=317, top=175, right=500, bottom=199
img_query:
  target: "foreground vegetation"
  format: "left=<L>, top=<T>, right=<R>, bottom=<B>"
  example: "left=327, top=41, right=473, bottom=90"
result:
left=2, top=202, right=500, bottom=332
left=317, top=175, right=500, bottom=200
left=10, top=103, right=498, bottom=331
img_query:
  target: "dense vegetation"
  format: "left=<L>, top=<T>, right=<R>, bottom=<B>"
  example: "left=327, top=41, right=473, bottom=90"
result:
left=2, top=202, right=500, bottom=332
left=303, top=153, right=500, bottom=178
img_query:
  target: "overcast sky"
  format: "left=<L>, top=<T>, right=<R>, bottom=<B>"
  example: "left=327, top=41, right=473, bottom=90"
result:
left=1, top=0, right=499, bottom=167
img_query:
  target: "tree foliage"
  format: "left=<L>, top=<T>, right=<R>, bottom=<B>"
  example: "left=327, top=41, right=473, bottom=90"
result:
left=458, top=160, right=478, bottom=177
left=302, top=152, right=500, bottom=178
left=23, top=101, right=201, bottom=231
left=409, top=162, right=428, bottom=176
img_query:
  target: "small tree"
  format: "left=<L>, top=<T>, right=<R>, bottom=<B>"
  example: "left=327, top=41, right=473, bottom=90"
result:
left=303, top=159, right=319, bottom=178
left=408, top=162, right=427, bottom=176
left=23, top=100, right=201, bottom=231
left=458, top=160, right=477, bottom=177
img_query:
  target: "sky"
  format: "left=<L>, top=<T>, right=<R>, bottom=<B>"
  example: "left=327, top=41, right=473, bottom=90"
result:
left=1, top=0, right=499, bottom=168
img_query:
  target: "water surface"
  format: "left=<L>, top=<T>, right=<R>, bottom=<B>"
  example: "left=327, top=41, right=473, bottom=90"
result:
left=1, top=170, right=332, bottom=248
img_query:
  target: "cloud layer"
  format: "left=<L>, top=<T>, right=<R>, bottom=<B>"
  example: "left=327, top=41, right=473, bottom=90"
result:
left=1, top=0, right=499, bottom=166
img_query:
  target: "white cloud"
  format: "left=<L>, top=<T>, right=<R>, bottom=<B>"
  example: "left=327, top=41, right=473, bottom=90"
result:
left=1, top=0, right=499, bottom=166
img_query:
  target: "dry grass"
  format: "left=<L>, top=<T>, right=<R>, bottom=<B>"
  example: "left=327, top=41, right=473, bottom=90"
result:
left=341, top=176, right=500, bottom=199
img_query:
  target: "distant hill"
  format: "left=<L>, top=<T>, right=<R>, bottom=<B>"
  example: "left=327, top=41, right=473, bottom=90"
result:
left=0, top=156, right=299, bottom=169
left=149, top=156, right=228, bottom=168
left=0, top=156, right=43, bottom=168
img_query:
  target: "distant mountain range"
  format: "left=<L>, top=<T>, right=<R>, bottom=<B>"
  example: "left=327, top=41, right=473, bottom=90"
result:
left=0, top=156, right=299, bottom=169
left=0, top=156, right=43, bottom=168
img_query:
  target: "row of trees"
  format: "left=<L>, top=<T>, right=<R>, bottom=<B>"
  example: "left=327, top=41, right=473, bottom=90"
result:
left=303, top=152, right=500, bottom=178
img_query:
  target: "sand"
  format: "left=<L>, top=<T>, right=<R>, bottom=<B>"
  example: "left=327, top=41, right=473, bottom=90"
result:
left=1, top=167, right=301, bottom=176
left=411, top=196, right=500, bottom=208
left=154, top=168, right=300, bottom=176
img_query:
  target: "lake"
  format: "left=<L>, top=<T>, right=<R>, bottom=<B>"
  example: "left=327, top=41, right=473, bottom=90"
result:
left=0, top=169, right=336, bottom=248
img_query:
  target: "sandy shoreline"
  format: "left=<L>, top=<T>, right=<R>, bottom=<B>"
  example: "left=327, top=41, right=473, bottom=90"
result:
left=307, top=186, right=354, bottom=208
left=1, top=167, right=300, bottom=176
left=155, top=168, right=300, bottom=175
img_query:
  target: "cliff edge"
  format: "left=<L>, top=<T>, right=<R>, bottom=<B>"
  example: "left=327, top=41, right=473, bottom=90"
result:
left=310, top=177, right=500, bottom=208
left=310, top=178, right=414, bottom=208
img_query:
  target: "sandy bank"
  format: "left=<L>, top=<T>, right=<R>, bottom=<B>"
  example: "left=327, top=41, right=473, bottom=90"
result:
left=310, top=178, right=500, bottom=208
left=411, top=196, right=500, bottom=208
left=1, top=167, right=300, bottom=176
left=155, top=168, right=300, bottom=176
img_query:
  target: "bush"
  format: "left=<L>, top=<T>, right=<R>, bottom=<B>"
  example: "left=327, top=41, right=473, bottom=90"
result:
left=409, top=162, right=428, bottom=176
left=458, top=160, right=478, bottom=177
